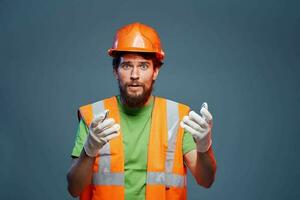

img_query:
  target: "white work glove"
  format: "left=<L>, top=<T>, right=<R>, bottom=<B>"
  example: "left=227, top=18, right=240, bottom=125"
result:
left=84, top=110, right=120, bottom=157
left=180, top=102, right=213, bottom=153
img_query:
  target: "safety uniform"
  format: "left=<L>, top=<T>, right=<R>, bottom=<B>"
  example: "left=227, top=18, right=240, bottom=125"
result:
left=71, top=95, right=196, bottom=200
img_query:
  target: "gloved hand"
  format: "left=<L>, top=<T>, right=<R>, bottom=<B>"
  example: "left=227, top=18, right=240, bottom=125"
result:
left=84, top=110, right=120, bottom=157
left=180, top=102, right=213, bottom=153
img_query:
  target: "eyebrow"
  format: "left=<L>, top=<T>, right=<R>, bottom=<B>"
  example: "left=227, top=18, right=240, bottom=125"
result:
left=139, top=61, right=150, bottom=65
left=120, top=61, right=132, bottom=65
left=120, top=61, right=150, bottom=65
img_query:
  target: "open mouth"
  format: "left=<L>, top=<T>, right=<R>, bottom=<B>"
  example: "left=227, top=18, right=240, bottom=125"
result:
left=128, top=84, right=142, bottom=87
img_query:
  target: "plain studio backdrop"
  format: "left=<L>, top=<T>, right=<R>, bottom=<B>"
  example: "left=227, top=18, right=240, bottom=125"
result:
left=0, top=0, right=299, bottom=199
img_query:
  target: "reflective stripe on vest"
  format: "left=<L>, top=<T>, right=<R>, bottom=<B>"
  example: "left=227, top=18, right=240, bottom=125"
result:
left=147, top=172, right=185, bottom=187
left=166, top=99, right=182, bottom=187
left=78, top=96, right=189, bottom=200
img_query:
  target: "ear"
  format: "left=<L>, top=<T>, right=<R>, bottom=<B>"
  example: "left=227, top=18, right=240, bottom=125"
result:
left=113, top=68, right=119, bottom=80
left=152, top=66, right=161, bottom=80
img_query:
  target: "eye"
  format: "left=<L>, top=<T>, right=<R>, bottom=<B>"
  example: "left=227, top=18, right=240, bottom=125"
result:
left=140, top=64, right=149, bottom=70
left=121, top=64, right=131, bottom=70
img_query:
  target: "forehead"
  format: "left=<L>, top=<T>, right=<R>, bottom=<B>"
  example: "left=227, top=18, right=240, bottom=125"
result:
left=120, top=53, right=153, bottom=63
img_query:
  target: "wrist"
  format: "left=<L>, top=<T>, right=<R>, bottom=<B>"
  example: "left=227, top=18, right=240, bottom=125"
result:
left=83, top=140, right=99, bottom=158
left=195, top=137, right=212, bottom=153
left=80, top=147, right=96, bottom=160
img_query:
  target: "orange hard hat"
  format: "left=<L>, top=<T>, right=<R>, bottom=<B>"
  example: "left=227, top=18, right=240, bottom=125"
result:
left=108, top=22, right=165, bottom=61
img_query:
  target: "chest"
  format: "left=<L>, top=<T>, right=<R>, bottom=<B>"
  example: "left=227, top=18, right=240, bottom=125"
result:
left=120, top=113, right=152, bottom=169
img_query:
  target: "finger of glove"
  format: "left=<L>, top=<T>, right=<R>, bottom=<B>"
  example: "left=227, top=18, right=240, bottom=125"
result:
left=181, top=123, right=205, bottom=139
left=105, top=131, right=120, bottom=141
left=200, top=107, right=213, bottom=122
left=90, top=110, right=109, bottom=128
left=188, top=111, right=209, bottom=128
left=99, top=124, right=120, bottom=137
left=201, top=102, right=208, bottom=110
left=94, top=118, right=116, bottom=133
left=182, top=116, right=206, bottom=132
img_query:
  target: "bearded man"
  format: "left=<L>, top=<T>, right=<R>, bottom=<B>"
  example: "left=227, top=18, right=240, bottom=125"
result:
left=67, top=22, right=217, bottom=200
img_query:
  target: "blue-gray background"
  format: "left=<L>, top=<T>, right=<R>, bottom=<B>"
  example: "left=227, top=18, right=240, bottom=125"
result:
left=1, top=0, right=299, bottom=199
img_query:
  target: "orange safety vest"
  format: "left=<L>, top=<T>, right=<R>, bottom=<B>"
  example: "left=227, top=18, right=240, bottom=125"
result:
left=77, top=96, right=190, bottom=200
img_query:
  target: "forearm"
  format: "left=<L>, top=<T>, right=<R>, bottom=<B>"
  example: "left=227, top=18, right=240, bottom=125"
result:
left=67, top=150, right=95, bottom=197
left=194, top=147, right=217, bottom=188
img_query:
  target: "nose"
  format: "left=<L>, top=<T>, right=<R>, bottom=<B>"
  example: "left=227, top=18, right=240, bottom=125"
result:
left=130, top=66, right=140, bottom=80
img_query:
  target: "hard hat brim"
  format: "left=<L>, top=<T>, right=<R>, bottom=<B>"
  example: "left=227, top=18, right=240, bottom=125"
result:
left=108, top=48, right=164, bottom=60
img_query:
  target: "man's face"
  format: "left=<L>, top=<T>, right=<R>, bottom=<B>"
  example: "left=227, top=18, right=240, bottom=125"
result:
left=113, top=53, right=160, bottom=107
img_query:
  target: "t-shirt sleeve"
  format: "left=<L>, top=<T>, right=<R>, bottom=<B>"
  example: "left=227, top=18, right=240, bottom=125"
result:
left=182, top=129, right=196, bottom=155
left=71, top=119, right=89, bottom=157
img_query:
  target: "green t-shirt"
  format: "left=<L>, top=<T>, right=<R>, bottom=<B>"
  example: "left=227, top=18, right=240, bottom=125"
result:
left=71, top=96, right=196, bottom=200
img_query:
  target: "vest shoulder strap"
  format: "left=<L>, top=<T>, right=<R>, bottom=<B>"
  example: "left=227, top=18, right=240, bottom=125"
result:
left=156, top=96, right=190, bottom=113
left=77, top=96, right=116, bottom=127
